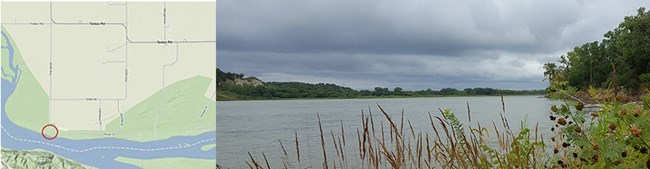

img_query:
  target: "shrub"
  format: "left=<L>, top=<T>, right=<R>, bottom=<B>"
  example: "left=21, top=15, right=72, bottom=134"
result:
left=547, top=95, right=650, bottom=168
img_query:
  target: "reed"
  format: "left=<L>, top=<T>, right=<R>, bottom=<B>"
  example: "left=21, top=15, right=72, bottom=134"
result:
left=241, top=95, right=548, bottom=169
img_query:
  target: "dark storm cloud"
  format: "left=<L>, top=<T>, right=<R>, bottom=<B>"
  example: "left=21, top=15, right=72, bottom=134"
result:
left=217, top=0, right=649, bottom=90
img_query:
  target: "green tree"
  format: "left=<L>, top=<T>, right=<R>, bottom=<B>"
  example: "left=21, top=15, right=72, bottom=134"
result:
left=394, top=87, right=403, bottom=94
left=374, top=87, right=389, bottom=96
left=556, top=7, right=650, bottom=92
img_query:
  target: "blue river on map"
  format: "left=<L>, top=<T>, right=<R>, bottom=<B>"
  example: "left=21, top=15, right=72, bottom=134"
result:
left=1, top=31, right=216, bottom=168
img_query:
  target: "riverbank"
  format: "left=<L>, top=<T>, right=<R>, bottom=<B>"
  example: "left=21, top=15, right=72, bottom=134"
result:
left=217, top=92, right=546, bottom=101
left=558, top=88, right=647, bottom=104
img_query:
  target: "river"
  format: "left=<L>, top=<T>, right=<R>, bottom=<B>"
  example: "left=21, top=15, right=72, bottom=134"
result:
left=1, top=31, right=216, bottom=168
left=216, top=96, right=562, bottom=168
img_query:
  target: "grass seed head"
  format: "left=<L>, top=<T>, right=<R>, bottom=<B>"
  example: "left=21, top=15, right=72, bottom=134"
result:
left=633, top=107, right=641, bottom=117
left=631, top=125, right=642, bottom=137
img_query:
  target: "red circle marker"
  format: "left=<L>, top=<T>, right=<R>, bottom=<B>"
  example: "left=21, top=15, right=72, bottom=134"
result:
left=41, top=124, right=59, bottom=140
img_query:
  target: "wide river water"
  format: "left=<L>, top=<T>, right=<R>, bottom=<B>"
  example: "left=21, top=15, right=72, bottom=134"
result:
left=217, top=96, right=563, bottom=168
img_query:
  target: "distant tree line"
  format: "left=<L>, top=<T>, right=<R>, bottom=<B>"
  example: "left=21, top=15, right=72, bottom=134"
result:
left=544, top=8, right=650, bottom=94
left=217, top=69, right=545, bottom=100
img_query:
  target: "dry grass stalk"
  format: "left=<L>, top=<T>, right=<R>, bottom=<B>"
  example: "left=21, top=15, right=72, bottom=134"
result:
left=248, top=152, right=261, bottom=169
left=243, top=98, right=547, bottom=169
left=295, top=131, right=300, bottom=167
left=262, top=152, right=271, bottom=169
left=317, top=113, right=328, bottom=169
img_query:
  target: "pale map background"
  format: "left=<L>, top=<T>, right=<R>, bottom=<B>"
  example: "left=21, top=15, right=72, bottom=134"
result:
left=1, top=1, right=216, bottom=168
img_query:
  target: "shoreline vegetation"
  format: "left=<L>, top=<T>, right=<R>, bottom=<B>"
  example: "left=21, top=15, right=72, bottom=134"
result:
left=233, top=96, right=547, bottom=168
left=232, top=93, right=650, bottom=169
left=219, top=94, right=546, bottom=101
left=216, top=68, right=545, bottom=101
left=543, top=8, right=650, bottom=104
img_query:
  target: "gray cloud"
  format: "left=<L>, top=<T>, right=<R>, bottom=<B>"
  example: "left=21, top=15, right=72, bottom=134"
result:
left=217, top=0, right=649, bottom=90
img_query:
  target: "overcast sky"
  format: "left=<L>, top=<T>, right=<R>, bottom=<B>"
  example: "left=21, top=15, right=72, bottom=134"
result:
left=217, top=0, right=649, bottom=90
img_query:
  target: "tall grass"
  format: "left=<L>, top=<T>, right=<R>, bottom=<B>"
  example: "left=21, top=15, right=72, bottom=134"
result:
left=240, top=95, right=547, bottom=169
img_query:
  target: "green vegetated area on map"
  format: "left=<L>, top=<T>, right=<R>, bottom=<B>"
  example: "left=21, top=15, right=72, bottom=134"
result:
left=1, top=148, right=95, bottom=169
left=544, top=7, right=650, bottom=101
left=104, top=75, right=216, bottom=142
left=59, top=75, right=217, bottom=142
left=216, top=68, right=545, bottom=101
left=1, top=33, right=15, bottom=81
left=1, top=27, right=50, bottom=134
left=114, top=156, right=216, bottom=168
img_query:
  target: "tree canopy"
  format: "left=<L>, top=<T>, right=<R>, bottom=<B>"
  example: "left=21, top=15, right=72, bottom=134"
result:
left=545, top=7, right=650, bottom=93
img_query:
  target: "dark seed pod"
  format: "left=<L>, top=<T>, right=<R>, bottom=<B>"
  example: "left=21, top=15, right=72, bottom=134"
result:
left=592, top=155, right=598, bottom=163
left=551, top=105, right=558, bottom=112
left=554, top=149, right=559, bottom=154
left=557, top=160, right=563, bottom=165
left=557, top=118, right=567, bottom=126
left=574, top=127, right=582, bottom=133
left=562, top=142, right=570, bottom=148
left=572, top=152, right=578, bottom=158
left=621, top=151, right=627, bottom=158
left=568, top=121, right=573, bottom=125
left=609, top=124, right=616, bottom=131
left=576, top=102, right=584, bottom=111
left=564, top=115, right=569, bottom=119
left=551, top=137, right=556, bottom=142
left=641, top=147, right=648, bottom=154
left=549, top=115, right=556, bottom=120
left=551, top=127, right=555, bottom=131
